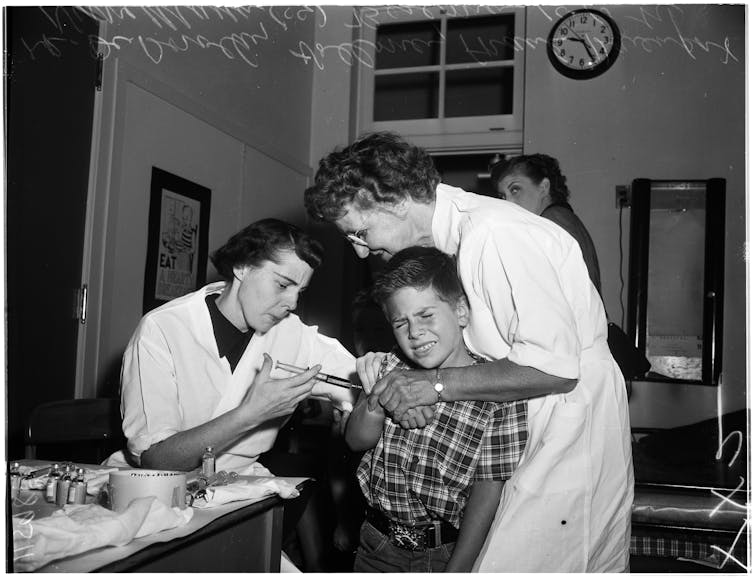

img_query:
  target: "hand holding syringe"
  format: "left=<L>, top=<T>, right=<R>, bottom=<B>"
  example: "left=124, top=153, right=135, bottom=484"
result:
left=275, top=360, right=362, bottom=390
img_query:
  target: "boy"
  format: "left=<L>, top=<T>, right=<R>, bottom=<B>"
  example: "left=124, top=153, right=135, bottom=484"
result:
left=346, top=246, right=528, bottom=572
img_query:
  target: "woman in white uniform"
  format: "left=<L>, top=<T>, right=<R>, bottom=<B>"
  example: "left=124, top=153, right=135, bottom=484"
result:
left=305, top=133, right=633, bottom=572
left=107, top=218, right=357, bottom=475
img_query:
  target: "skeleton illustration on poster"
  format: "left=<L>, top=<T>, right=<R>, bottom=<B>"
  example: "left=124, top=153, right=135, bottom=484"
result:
left=144, top=167, right=210, bottom=313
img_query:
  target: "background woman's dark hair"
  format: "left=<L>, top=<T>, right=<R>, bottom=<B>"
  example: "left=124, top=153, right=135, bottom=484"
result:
left=371, top=246, right=464, bottom=307
left=305, top=131, right=441, bottom=222
left=210, top=218, right=324, bottom=280
left=490, top=153, right=570, bottom=204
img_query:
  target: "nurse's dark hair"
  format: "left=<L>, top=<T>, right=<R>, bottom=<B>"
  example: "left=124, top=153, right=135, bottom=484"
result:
left=210, top=218, right=323, bottom=280
left=304, top=131, right=441, bottom=222
left=371, top=246, right=464, bottom=307
left=490, top=153, right=570, bottom=204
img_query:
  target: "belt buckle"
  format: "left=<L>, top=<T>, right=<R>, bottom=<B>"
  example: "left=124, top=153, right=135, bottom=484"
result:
left=388, top=521, right=427, bottom=551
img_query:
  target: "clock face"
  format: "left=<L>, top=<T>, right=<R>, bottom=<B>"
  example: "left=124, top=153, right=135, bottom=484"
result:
left=547, top=9, right=621, bottom=79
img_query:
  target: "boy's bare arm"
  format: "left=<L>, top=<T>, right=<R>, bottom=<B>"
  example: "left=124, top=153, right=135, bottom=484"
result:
left=444, top=480, right=504, bottom=572
left=345, top=390, right=385, bottom=451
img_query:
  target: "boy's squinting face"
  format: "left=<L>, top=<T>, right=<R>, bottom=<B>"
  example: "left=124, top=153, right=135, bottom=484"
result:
left=384, top=286, right=469, bottom=370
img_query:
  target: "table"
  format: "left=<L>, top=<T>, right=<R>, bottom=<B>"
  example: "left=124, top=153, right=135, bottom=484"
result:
left=10, top=461, right=309, bottom=572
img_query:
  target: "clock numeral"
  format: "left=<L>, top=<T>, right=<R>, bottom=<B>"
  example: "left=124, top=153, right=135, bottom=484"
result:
left=556, top=39, right=563, bottom=47
left=579, top=58, right=585, bottom=67
left=580, top=15, right=588, bottom=24
left=601, top=25, right=606, bottom=33
left=560, top=49, right=566, bottom=57
left=569, top=55, right=574, bottom=64
left=604, top=35, right=610, bottom=43
left=600, top=47, right=606, bottom=55
left=561, top=26, right=568, bottom=35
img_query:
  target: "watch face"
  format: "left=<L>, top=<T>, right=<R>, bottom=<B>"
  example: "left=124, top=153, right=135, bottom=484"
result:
left=547, top=9, right=621, bottom=79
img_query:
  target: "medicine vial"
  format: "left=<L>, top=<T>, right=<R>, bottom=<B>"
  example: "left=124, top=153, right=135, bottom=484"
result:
left=56, top=465, right=73, bottom=507
left=201, top=446, right=216, bottom=477
left=9, top=462, right=21, bottom=500
left=67, top=468, right=87, bottom=505
left=45, top=463, right=62, bottom=503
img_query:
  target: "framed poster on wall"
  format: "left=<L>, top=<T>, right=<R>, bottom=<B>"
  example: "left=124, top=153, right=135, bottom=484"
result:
left=143, top=167, right=211, bottom=313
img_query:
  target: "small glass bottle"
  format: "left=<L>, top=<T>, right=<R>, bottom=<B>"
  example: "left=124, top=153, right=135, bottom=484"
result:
left=45, top=463, right=62, bottom=503
left=201, top=446, right=216, bottom=478
left=56, top=465, right=73, bottom=507
left=67, top=468, right=87, bottom=505
left=9, top=462, right=21, bottom=500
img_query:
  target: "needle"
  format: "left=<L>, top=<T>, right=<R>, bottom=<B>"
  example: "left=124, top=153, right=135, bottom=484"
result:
left=275, top=361, right=362, bottom=390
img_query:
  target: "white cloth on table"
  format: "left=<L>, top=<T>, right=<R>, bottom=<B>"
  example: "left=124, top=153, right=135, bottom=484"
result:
left=106, top=282, right=357, bottom=473
left=191, top=477, right=300, bottom=509
left=431, top=184, right=633, bottom=573
left=12, top=497, right=193, bottom=572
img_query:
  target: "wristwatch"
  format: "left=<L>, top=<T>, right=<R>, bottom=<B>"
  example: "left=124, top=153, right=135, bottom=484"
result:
left=433, top=368, right=445, bottom=403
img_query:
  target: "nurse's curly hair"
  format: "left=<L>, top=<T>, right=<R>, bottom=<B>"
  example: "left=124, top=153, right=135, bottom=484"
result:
left=304, top=131, right=441, bottom=222
left=210, top=218, right=323, bottom=280
left=371, top=246, right=464, bottom=308
left=490, top=153, right=570, bottom=204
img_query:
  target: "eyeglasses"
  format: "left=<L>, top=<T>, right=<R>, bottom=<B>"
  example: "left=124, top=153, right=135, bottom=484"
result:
left=345, top=229, right=369, bottom=248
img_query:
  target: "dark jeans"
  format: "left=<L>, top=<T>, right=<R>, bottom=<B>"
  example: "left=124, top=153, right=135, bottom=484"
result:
left=354, top=521, right=455, bottom=573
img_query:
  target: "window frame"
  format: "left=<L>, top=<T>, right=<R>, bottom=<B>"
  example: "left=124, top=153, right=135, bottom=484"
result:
left=354, top=6, right=526, bottom=152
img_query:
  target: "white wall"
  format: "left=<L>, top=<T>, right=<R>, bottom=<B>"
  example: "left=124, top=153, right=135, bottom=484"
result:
left=523, top=5, right=745, bottom=426
left=82, top=7, right=319, bottom=396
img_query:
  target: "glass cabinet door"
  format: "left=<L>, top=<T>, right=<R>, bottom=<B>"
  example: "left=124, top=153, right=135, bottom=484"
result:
left=627, top=179, right=725, bottom=385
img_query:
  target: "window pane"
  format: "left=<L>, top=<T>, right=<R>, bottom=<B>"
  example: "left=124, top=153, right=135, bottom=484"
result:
left=446, top=14, right=515, bottom=64
left=374, top=73, right=439, bottom=121
left=445, top=68, right=513, bottom=117
left=376, top=21, right=441, bottom=69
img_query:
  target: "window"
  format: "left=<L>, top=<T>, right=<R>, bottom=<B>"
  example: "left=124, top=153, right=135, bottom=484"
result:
left=356, top=6, right=525, bottom=152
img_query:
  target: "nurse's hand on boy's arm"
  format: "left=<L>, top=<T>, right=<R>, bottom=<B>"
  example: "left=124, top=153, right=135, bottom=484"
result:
left=368, top=368, right=438, bottom=414
left=355, top=351, right=387, bottom=394
left=374, top=358, right=578, bottom=426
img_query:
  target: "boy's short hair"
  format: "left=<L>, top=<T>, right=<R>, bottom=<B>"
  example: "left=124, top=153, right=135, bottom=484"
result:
left=371, top=246, right=464, bottom=307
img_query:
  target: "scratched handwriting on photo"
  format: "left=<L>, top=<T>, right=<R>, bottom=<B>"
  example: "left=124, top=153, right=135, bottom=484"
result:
left=708, top=428, right=749, bottom=571
left=18, top=5, right=740, bottom=71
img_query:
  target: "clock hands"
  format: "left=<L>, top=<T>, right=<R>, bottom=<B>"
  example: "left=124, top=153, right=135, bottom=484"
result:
left=566, top=32, right=596, bottom=61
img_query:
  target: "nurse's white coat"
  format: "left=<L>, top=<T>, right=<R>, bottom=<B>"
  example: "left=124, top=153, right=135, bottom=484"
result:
left=432, top=185, right=633, bottom=572
left=108, top=282, right=357, bottom=475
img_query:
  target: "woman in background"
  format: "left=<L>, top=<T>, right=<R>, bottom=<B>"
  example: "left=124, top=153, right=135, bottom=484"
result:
left=491, top=153, right=602, bottom=294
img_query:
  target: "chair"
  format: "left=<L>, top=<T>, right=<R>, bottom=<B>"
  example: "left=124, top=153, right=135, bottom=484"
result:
left=25, top=398, right=125, bottom=464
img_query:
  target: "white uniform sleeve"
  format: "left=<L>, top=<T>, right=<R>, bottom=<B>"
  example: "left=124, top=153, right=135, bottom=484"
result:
left=120, top=317, right=183, bottom=464
left=298, top=324, right=358, bottom=411
left=471, top=224, right=581, bottom=378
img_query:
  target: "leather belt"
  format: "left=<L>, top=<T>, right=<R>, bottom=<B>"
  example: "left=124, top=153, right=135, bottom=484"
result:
left=365, top=507, right=459, bottom=551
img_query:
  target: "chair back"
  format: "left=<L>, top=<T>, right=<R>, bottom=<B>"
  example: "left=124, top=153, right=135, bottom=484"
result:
left=25, top=398, right=124, bottom=463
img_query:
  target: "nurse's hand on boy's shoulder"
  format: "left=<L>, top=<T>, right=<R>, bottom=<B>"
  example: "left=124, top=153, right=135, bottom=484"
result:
left=355, top=351, right=388, bottom=394
left=238, top=353, right=318, bottom=424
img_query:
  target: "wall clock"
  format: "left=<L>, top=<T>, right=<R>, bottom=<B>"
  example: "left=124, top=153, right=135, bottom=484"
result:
left=547, top=8, right=621, bottom=80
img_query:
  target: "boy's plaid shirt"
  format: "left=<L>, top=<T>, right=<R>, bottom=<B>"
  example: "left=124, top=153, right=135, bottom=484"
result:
left=356, top=352, right=528, bottom=529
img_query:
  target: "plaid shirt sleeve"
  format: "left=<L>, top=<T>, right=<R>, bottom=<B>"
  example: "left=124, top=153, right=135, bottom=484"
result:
left=474, top=400, right=528, bottom=481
